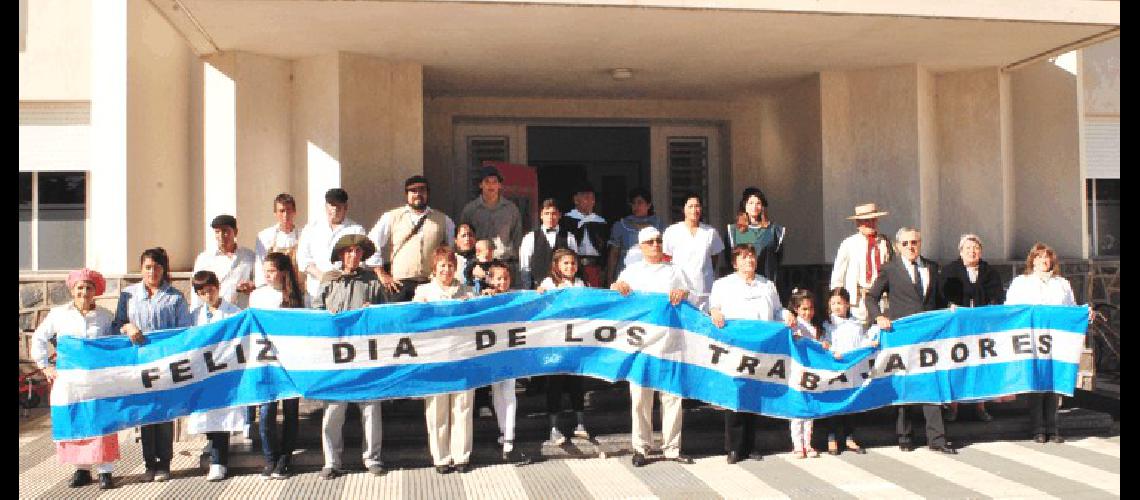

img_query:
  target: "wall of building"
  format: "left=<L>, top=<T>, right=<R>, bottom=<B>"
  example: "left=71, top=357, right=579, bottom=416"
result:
left=819, top=66, right=922, bottom=261
left=292, top=54, right=341, bottom=225
left=19, top=0, right=91, bottom=101
left=934, top=68, right=1013, bottom=260
left=729, top=76, right=825, bottom=265
left=1010, top=60, right=1085, bottom=258
left=1081, top=37, right=1120, bottom=116
left=916, top=67, right=941, bottom=257
left=235, top=53, right=293, bottom=250
left=125, top=0, right=199, bottom=270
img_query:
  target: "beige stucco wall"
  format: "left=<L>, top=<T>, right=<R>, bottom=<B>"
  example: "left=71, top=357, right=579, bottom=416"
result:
left=337, top=55, right=424, bottom=227
left=1010, top=60, right=1085, bottom=258
left=934, top=68, right=1013, bottom=260
left=819, top=66, right=921, bottom=261
left=125, top=0, right=198, bottom=271
left=292, top=55, right=341, bottom=225
left=235, top=53, right=293, bottom=249
left=729, top=77, right=824, bottom=265
left=916, top=67, right=941, bottom=258
left=1081, top=37, right=1120, bottom=116
left=19, top=0, right=91, bottom=101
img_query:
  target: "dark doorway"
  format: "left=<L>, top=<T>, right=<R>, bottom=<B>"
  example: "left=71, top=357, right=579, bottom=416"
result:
left=527, top=126, right=651, bottom=229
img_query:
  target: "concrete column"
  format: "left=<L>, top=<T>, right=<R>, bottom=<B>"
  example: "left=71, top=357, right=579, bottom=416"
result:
left=934, top=68, right=1014, bottom=260
left=292, top=53, right=423, bottom=226
left=201, top=51, right=292, bottom=249
left=1010, top=60, right=1085, bottom=258
left=820, top=66, right=923, bottom=259
left=88, top=0, right=129, bottom=273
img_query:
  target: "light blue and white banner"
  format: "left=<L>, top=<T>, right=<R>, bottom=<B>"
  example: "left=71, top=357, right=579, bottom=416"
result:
left=50, top=288, right=1088, bottom=441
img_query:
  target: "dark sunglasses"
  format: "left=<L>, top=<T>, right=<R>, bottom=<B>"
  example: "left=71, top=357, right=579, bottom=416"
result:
left=900, top=240, right=921, bottom=247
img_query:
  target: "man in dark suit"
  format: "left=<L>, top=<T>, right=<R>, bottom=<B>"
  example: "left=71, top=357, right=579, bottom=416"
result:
left=866, top=227, right=957, bottom=454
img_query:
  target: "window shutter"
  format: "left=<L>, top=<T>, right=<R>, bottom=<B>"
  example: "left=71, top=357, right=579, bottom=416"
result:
left=466, top=136, right=509, bottom=198
left=667, top=137, right=709, bottom=222
left=1085, top=118, right=1119, bottom=179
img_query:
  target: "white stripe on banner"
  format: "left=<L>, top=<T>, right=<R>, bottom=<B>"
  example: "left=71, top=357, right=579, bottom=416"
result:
left=48, top=289, right=1089, bottom=441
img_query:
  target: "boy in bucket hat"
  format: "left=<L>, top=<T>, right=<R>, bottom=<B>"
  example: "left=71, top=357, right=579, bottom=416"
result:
left=829, top=203, right=893, bottom=324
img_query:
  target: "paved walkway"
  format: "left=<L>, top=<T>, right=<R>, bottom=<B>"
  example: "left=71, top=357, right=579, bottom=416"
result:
left=20, top=408, right=1120, bottom=499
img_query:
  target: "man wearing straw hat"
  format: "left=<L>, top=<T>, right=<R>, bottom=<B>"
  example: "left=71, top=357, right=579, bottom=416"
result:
left=829, top=203, right=893, bottom=324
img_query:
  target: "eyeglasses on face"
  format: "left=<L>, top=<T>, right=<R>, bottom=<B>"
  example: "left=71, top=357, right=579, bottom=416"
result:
left=643, top=238, right=663, bottom=245
left=406, top=186, right=428, bottom=193
left=900, top=240, right=921, bottom=247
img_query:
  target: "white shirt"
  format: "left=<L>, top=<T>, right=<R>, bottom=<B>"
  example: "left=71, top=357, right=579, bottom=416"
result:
left=255, top=224, right=299, bottom=286
left=829, top=232, right=892, bottom=320
left=565, top=209, right=606, bottom=256
left=708, top=273, right=783, bottom=322
left=539, top=276, right=585, bottom=290
left=662, top=222, right=725, bottom=300
left=823, top=316, right=873, bottom=355
left=297, top=217, right=366, bottom=301
left=185, top=299, right=247, bottom=434
left=616, top=260, right=695, bottom=307
left=1005, top=274, right=1077, bottom=306
left=412, top=280, right=473, bottom=302
left=192, top=246, right=256, bottom=309
left=903, top=258, right=932, bottom=299
left=518, top=227, right=579, bottom=280
left=249, top=286, right=285, bottom=309
left=364, top=206, right=456, bottom=268
left=31, top=303, right=115, bottom=369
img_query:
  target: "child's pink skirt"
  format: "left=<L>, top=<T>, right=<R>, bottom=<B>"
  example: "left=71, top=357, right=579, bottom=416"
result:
left=55, top=434, right=120, bottom=465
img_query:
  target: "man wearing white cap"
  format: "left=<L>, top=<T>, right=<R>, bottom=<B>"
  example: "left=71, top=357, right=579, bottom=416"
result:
left=610, top=226, right=696, bottom=467
left=829, top=203, right=893, bottom=324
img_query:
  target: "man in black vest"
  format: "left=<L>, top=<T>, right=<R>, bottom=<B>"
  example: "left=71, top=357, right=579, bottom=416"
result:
left=518, top=198, right=579, bottom=289
left=866, top=226, right=955, bottom=454
left=561, top=182, right=609, bottom=287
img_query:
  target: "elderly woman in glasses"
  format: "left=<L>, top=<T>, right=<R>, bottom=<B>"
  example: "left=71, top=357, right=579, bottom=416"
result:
left=32, top=269, right=120, bottom=490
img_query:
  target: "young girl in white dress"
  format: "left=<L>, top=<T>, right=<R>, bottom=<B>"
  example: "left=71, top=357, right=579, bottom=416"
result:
left=537, top=249, right=589, bottom=444
left=787, top=288, right=829, bottom=458
left=820, top=287, right=878, bottom=455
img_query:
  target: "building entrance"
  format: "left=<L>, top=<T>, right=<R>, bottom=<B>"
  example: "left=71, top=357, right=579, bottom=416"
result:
left=526, top=126, right=651, bottom=229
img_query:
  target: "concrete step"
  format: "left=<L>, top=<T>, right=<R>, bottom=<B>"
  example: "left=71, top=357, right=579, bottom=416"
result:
left=203, top=385, right=1115, bottom=472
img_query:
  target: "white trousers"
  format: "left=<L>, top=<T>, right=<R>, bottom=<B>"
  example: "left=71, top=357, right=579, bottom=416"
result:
left=424, top=391, right=474, bottom=466
left=790, top=418, right=814, bottom=452
left=629, top=383, right=683, bottom=458
left=322, top=401, right=383, bottom=468
left=492, top=379, right=517, bottom=442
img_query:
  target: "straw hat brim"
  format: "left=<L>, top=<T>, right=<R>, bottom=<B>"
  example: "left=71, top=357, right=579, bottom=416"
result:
left=846, top=211, right=889, bottom=220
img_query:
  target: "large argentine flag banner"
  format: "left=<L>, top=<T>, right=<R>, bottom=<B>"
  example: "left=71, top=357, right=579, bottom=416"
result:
left=50, top=288, right=1088, bottom=441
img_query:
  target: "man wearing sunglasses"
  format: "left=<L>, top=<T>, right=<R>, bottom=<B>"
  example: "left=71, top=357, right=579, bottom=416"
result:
left=366, top=175, right=456, bottom=302
left=866, top=227, right=954, bottom=455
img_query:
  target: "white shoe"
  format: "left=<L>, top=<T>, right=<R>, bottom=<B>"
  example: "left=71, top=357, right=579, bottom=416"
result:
left=206, top=464, right=227, bottom=482
left=550, top=427, right=566, bottom=445
left=573, top=424, right=589, bottom=438
left=503, top=440, right=514, bottom=454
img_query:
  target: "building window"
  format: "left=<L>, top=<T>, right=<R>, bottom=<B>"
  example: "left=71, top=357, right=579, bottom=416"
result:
left=19, top=171, right=86, bottom=271
left=466, top=136, right=509, bottom=199
left=1087, top=178, right=1120, bottom=257
left=667, top=137, right=709, bottom=223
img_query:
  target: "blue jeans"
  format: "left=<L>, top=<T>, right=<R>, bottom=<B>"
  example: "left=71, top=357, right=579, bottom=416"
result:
left=259, top=399, right=299, bottom=465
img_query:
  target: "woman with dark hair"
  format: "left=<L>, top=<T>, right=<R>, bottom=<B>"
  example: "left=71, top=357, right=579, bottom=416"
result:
left=727, top=187, right=786, bottom=283
left=606, top=187, right=665, bottom=285
left=113, top=247, right=193, bottom=483
left=1005, top=242, right=1095, bottom=444
left=454, top=223, right=477, bottom=282
left=248, top=252, right=305, bottom=479
left=941, top=234, right=1005, bottom=422
left=662, top=193, right=724, bottom=311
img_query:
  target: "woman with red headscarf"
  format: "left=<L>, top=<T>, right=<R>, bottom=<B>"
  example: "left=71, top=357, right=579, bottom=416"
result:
left=31, top=268, right=120, bottom=490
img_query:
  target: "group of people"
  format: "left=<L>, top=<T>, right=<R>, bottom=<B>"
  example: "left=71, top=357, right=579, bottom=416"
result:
left=32, top=164, right=1091, bottom=489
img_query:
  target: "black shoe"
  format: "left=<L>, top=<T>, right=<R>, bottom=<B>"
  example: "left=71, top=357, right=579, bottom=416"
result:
left=69, top=470, right=92, bottom=488
left=142, top=470, right=156, bottom=483
left=454, top=463, right=470, bottom=474
left=272, top=456, right=291, bottom=479
left=261, top=463, right=275, bottom=479
left=929, top=445, right=958, bottom=455
left=1034, top=433, right=1048, bottom=444
left=367, top=463, right=386, bottom=476
left=631, top=452, right=648, bottom=467
left=898, top=439, right=914, bottom=452
left=1050, top=434, right=1066, bottom=444
left=435, top=465, right=452, bottom=474
left=318, top=467, right=340, bottom=480
left=98, top=473, right=114, bottom=490
left=726, top=451, right=740, bottom=464
left=672, top=454, right=694, bottom=465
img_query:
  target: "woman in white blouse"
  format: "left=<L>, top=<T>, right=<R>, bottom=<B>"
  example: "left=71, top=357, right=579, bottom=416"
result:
left=663, top=194, right=725, bottom=312
left=1005, top=242, right=1095, bottom=444
left=413, top=246, right=476, bottom=474
left=709, top=244, right=795, bottom=464
left=31, top=268, right=120, bottom=490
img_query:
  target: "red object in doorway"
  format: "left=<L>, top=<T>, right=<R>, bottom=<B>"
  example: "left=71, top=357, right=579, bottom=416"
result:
left=484, top=161, right=538, bottom=226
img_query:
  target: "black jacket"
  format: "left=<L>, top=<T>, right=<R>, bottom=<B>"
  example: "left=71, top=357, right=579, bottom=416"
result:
left=867, top=256, right=947, bottom=320
left=941, top=258, right=1005, bottom=307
